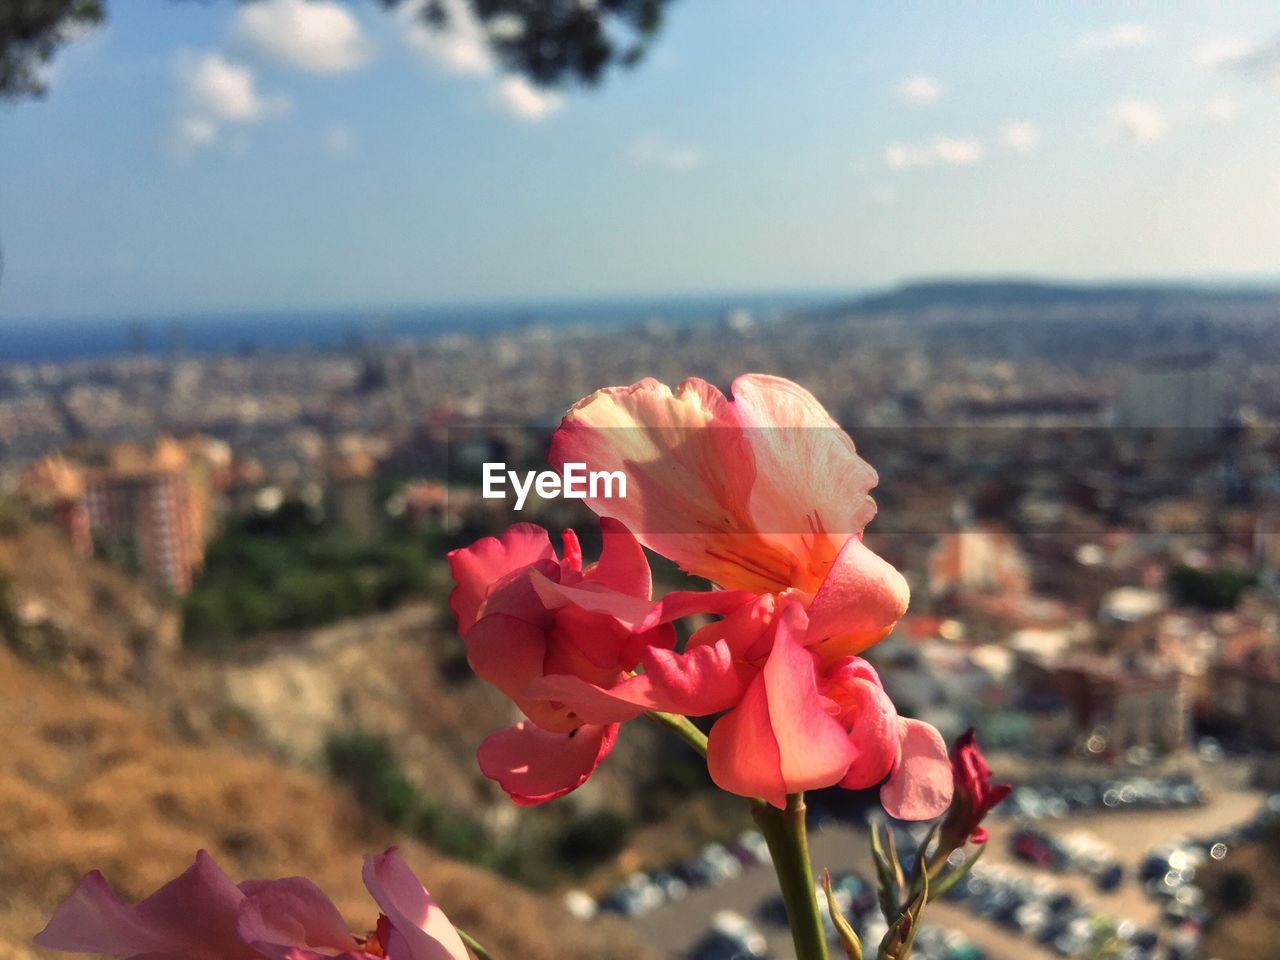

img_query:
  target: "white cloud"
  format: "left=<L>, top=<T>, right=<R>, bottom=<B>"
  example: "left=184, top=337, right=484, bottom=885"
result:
left=898, top=75, right=941, bottom=106
left=1081, top=23, right=1151, bottom=50
left=1204, top=96, right=1241, bottom=124
left=401, top=0, right=494, bottom=75
left=1196, top=33, right=1280, bottom=82
left=1110, top=99, right=1167, bottom=142
left=325, top=123, right=353, bottom=154
left=234, top=0, right=372, bottom=73
left=176, top=115, right=219, bottom=149
left=999, top=120, right=1041, bottom=155
left=1194, top=38, right=1256, bottom=69
left=400, top=0, right=563, bottom=122
left=885, top=136, right=984, bottom=171
left=494, top=76, right=563, bottom=122
left=629, top=135, right=703, bottom=172
left=173, top=52, right=290, bottom=151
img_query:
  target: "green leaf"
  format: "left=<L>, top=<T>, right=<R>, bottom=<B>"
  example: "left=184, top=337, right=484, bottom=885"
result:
left=822, top=868, right=863, bottom=960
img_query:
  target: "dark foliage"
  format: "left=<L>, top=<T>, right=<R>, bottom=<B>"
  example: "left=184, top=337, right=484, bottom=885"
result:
left=1, top=0, right=103, bottom=97
left=554, top=809, right=630, bottom=868
left=2, top=0, right=671, bottom=99
left=181, top=499, right=441, bottom=648
left=1169, top=564, right=1257, bottom=611
left=325, top=730, right=499, bottom=865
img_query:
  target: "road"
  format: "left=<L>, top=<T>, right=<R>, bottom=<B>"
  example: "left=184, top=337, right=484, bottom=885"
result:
left=631, top=781, right=1264, bottom=960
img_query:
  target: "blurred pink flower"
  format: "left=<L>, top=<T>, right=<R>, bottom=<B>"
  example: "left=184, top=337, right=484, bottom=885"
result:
left=448, top=518, right=755, bottom=804
left=549, top=374, right=910, bottom=664
left=35, top=848, right=468, bottom=960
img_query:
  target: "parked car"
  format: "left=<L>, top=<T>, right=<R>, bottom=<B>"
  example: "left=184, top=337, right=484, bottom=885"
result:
left=689, top=911, right=769, bottom=960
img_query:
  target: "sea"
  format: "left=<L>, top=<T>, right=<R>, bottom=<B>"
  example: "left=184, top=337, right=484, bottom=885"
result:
left=0, top=291, right=833, bottom=365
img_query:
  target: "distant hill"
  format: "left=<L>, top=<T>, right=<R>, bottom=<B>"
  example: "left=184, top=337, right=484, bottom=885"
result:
left=841, top=279, right=1280, bottom=314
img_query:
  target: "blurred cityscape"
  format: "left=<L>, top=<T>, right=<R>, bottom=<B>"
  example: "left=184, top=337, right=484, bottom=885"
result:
left=3, top=280, right=1280, bottom=960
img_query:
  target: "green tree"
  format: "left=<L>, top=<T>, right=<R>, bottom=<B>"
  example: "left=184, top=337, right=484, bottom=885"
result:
left=2, top=0, right=671, bottom=99
left=1, top=0, right=103, bottom=98
left=1169, top=564, right=1257, bottom=611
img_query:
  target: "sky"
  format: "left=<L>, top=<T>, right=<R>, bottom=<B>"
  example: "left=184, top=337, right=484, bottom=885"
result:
left=2, top=0, right=1279, bottom=320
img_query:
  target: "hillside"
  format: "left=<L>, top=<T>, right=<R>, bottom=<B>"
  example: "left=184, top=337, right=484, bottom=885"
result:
left=844, top=279, right=1280, bottom=314
left=0, top=514, right=745, bottom=947
left=0, top=645, right=657, bottom=960
left=0, top=516, right=689, bottom=823
left=0, top=518, right=178, bottom=691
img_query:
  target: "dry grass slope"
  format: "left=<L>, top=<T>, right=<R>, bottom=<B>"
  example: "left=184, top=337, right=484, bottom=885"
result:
left=0, top=648, right=656, bottom=960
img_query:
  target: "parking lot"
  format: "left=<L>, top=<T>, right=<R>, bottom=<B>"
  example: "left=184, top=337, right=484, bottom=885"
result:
left=628, top=778, right=1266, bottom=959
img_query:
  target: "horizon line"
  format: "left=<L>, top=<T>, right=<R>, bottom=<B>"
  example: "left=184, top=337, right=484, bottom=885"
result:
left=5, top=271, right=1280, bottom=326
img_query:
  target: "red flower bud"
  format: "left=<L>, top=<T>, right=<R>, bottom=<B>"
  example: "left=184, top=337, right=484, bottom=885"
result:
left=938, top=728, right=1010, bottom=849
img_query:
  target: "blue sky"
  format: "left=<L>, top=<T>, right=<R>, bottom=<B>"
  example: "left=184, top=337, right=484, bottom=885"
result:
left=2, top=0, right=1279, bottom=319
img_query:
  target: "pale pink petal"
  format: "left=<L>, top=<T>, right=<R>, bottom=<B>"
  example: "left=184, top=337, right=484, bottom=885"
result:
left=528, top=568, right=655, bottom=628
left=236, top=878, right=357, bottom=960
left=806, top=536, right=910, bottom=645
left=683, top=592, right=779, bottom=661
left=34, top=874, right=176, bottom=958
left=524, top=673, right=651, bottom=725
left=762, top=607, right=858, bottom=795
left=879, top=719, right=954, bottom=821
left=729, top=374, right=879, bottom=550
left=527, top=639, right=753, bottom=723
left=539, top=612, right=636, bottom=691
left=640, top=589, right=761, bottom=631
left=583, top=517, right=651, bottom=599
left=530, top=569, right=756, bottom=640
left=476, top=722, right=619, bottom=806
left=706, top=671, right=787, bottom=809
left=34, top=851, right=254, bottom=960
left=550, top=378, right=796, bottom=593
left=637, top=641, right=755, bottom=715
left=463, top=613, right=549, bottom=714
left=466, top=560, right=558, bottom=627
left=706, top=606, right=856, bottom=807
left=547, top=603, right=662, bottom=675
left=362, top=850, right=468, bottom=960
left=447, top=524, right=554, bottom=633
left=831, top=676, right=901, bottom=791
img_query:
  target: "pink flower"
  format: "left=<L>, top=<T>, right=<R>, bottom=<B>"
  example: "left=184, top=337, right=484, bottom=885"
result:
left=448, top=518, right=754, bottom=804
left=703, top=602, right=952, bottom=817
left=454, top=375, right=949, bottom=818
left=549, top=374, right=910, bottom=664
left=522, top=596, right=952, bottom=818
left=35, top=848, right=468, bottom=960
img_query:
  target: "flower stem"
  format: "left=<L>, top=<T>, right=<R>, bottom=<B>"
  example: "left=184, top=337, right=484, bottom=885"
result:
left=752, top=794, right=829, bottom=960
left=457, top=927, right=495, bottom=960
left=643, top=710, right=708, bottom=757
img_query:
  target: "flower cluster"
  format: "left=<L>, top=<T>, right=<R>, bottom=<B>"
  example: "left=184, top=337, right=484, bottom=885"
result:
left=451, top=375, right=953, bottom=818
left=35, top=848, right=468, bottom=960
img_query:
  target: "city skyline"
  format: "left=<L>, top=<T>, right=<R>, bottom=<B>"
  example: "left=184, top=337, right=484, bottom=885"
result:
left=2, top=1, right=1279, bottom=319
